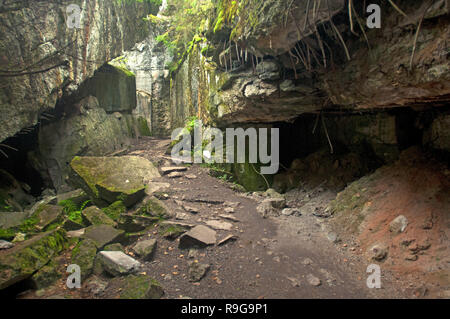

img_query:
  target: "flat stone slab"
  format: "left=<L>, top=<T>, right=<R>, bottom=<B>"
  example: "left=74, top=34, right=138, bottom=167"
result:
left=179, top=225, right=216, bottom=249
left=0, top=240, right=14, bottom=250
left=82, top=206, right=116, bottom=226
left=82, top=224, right=124, bottom=249
left=205, top=220, right=233, bottom=231
left=0, top=229, right=67, bottom=289
left=160, top=167, right=188, bottom=175
left=109, top=275, right=164, bottom=299
left=219, top=214, right=239, bottom=222
left=217, top=234, right=238, bottom=246
left=145, top=182, right=170, bottom=196
left=0, top=211, right=29, bottom=229
left=67, top=228, right=86, bottom=238
left=98, top=251, right=142, bottom=276
left=167, top=172, right=184, bottom=178
left=132, top=239, right=157, bottom=261
left=36, top=205, right=64, bottom=230
left=70, top=156, right=160, bottom=207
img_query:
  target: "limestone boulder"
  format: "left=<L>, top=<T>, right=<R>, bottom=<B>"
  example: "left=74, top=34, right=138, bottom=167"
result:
left=69, top=156, right=160, bottom=207
left=0, top=229, right=68, bottom=289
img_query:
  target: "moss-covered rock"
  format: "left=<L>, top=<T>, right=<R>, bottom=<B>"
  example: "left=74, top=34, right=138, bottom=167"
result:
left=138, top=197, right=173, bottom=219
left=104, top=243, right=124, bottom=252
left=0, top=229, right=68, bottom=289
left=78, top=63, right=137, bottom=113
left=81, top=224, right=125, bottom=250
left=132, top=239, right=157, bottom=261
left=71, top=239, right=98, bottom=281
left=35, top=204, right=64, bottom=231
left=31, top=260, right=61, bottom=290
left=102, top=201, right=127, bottom=221
left=82, top=206, right=116, bottom=227
left=109, top=275, right=164, bottom=299
left=69, top=156, right=160, bottom=207
left=117, top=214, right=159, bottom=233
left=137, top=116, right=152, bottom=136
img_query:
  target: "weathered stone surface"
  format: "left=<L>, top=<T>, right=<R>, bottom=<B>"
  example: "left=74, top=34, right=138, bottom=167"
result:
left=31, top=261, right=60, bottom=290
left=264, top=188, right=285, bottom=199
left=37, top=97, right=141, bottom=193
left=132, top=239, right=157, bottom=261
left=86, top=276, right=108, bottom=297
left=0, top=211, right=29, bottom=229
left=109, top=275, right=164, bottom=299
left=205, top=220, right=233, bottom=231
left=0, top=169, right=35, bottom=212
left=0, top=229, right=68, bottom=289
left=217, top=234, right=238, bottom=246
left=35, top=205, right=64, bottom=230
left=78, top=64, right=137, bottom=113
left=424, top=113, right=450, bottom=152
left=256, top=198, right=286, bottom=218
left=117, top=214, right=158, bottom=233
left=82, top=206, right=116, bottom=227
left=368, top=244, right=389, bottom=262
left=62, top=219, right=86, bottom=231
left=56, top=189, right=89, bottom=207
left=0, top=240, right=14, bottom=250
left=306, top=274, right=322, bottom=287
left=82, top=224, right=124, bottom=249
left=389, top=215, right=409, bottom=234
left=138, top=197, right=174, bottom=219
left=104, top=243, right=125, bottom=252
left=179, top=225, right=216, bottom=249
left=167, top=172, right=184, bottom=178
left=102, top=201, right=127, bottom=221
left=188, top=261, right=210, bottom=282
left=281, top=208, right=301, bottom=216
left=67, top=228, right=86, bottom=238
left=159, top=222, right=189, bottom=239
left=219, top=214, right=239, bottom=222
left=71, top=239, right=98, bottom=281
left=161, top=167, right=188, bottom=175
left=0, top=0, right=158, bottom=142
left=256, top=61, right=280, bottom=81
left=69, top=156, right=160, bottom=207
left=98, top=251, right=142, bottom=277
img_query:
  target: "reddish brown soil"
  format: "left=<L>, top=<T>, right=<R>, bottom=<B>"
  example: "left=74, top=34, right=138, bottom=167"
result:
left=330, top=147, right=450, bottom=298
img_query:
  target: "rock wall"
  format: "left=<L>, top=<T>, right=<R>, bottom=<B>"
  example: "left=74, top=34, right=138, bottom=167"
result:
left=0, top=0, right=158, bottom=142
left=122, top=21, right=173, bottom=137
left=169, top=0, right=450, bottom=154
left=34, top=65, right=144, bottom=193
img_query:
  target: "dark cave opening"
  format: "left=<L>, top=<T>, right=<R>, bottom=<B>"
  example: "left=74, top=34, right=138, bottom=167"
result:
left=271, top=107, right=446, bottom=193
left=0, top=126, right=44, bottom=198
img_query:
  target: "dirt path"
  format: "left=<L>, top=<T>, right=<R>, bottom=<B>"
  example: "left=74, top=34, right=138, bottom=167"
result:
left=120, top=137, right=408, bottom=299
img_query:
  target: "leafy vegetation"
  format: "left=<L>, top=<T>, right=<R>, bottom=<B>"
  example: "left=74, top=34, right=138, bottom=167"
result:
left=59, top=199, right=91, bottom=224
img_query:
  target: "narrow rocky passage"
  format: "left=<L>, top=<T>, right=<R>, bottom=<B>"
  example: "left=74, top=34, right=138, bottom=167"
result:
left=96, top=137, right=408, bottom=299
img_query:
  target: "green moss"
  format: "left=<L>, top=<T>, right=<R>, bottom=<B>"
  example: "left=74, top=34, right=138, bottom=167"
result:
left=138, top=197, right=168, bottom=219
left=112, top=275, right=164, bottom=299
left=102, top=201, right=126, bottom=221
left=0, top=210, right=41, bottom=241
left=58, top=199, right=90, bottom=225
left=137, top=116, right=152, bottom=136
left=70, top=156, right=101, bottom=197
left=0, top=229, right=69, bottom=289
left=159, top=224, right=185, bottom=239
left=71, top=238, right=97, bottom=281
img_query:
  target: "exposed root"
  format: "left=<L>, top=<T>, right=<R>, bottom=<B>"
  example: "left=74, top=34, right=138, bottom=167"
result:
left=387, top=0, right=408, bottom=17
